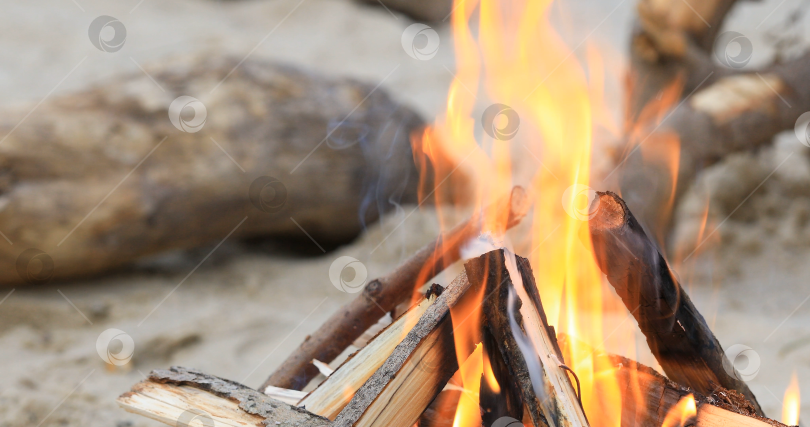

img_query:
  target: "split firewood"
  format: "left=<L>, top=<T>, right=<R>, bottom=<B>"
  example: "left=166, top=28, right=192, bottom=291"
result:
left=479, top=326, right=524, bottom=425
left=297, top=287, right=440, bottom=419
left=557, top=334, right=787, bottom=427
left=0, top=54, right=424, bottom=285
left=418, top=389, right=462, bottom=427
left=465, top=249, right=589, bottom=427
left=263, top=186, right=529, bottom=391
left=117, top=366, right=331, bottom=427
left=588, top=191, right=764, bottom=415
left=619, top=0, right=810, bottom=241
left=332, top=271, right=479, bottom=427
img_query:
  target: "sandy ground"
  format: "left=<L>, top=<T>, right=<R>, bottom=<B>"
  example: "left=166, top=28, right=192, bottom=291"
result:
left=1, top=0, right=810, bottom=426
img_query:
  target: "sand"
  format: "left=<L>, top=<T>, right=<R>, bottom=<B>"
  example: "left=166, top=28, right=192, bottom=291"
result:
left=0, top=0, right=808, bottom=425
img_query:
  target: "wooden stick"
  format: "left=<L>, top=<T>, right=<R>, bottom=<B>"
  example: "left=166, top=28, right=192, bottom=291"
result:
left=298, top=289, right=439, bottom=419
left=588, top=191, right=764, bottom=415
left=117, top=366, right=330, bottom=427
left=332, top=271, right=479, bottom=427
left=465, top=249, right=588, bottom=427
left=262, top=186, right=530, bottom=391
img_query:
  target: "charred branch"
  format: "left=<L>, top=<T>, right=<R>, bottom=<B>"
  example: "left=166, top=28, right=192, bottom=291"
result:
left=588, top=191, right=764, bottom=415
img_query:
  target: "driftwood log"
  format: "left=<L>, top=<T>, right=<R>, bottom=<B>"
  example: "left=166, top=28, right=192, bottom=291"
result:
left=0, top=54, right=424, bottom=285
left=332, top=271, right=477, bottom=427
left=617, top=0, right=810, bottom=241
left=466, top=249, right=588, bottom=427
left=262, top=186, right=529, bottom=391
left=588, top=191, right=763, bottom=415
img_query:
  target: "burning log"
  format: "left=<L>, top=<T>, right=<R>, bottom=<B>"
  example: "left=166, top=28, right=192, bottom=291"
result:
left=588, top=191, right=764, bottom=415
left=262, top=186, right=530, bottom=391
left=557, top=334, right=787, bottom=427
left=298, top=287, right=440, bottom=419
left=480, top=326, right=524, bottom=425
left=117, top=366, right=330, bottom=427
left=332, top=271, right=478, bottom=427
left=465, top=249, right=589, bottom=427
left=0, top=54, right=425, bottom=285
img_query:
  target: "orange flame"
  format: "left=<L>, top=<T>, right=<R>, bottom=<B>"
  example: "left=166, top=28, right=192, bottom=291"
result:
left=452, top=344, right=484, bottom=427
left=783, top=372, right=801, bottom=426
left=410, top=0, right=673, bottom=425
left=661, top=394, right=697, bottom=427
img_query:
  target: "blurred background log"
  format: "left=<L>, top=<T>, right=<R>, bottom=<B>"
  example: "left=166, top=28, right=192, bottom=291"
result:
left=0, top=55, right=425, bottom=285
left=616, top=0, right=810, bottom=245
left=356, top=0, right=452, bottom=22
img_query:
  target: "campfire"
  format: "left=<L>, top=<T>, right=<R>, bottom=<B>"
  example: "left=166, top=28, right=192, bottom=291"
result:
left=116, top=0, right=798, bottom=426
